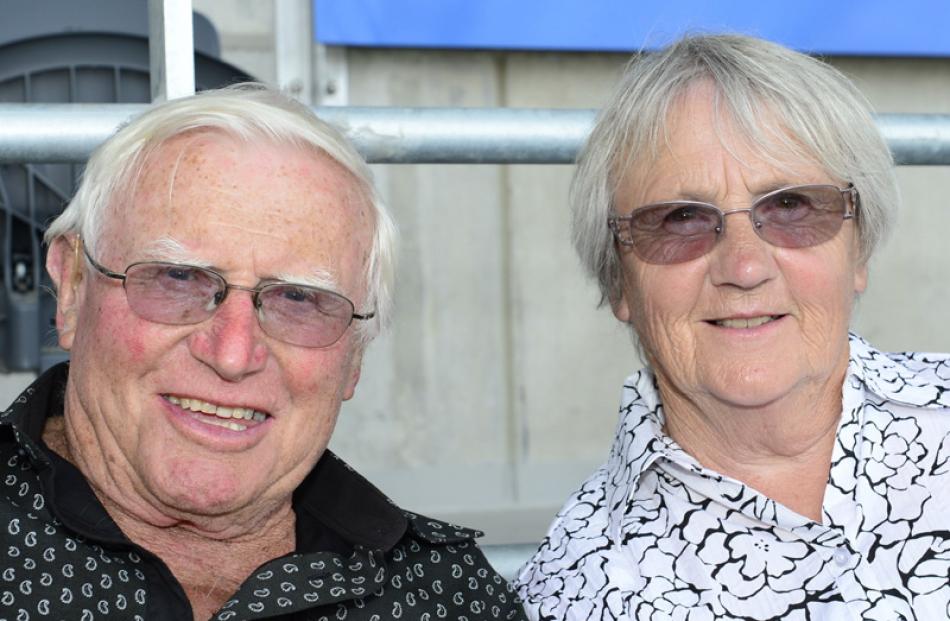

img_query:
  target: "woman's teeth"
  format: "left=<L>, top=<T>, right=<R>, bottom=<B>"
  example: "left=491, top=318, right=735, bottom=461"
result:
left=714, top=315, right=779, bottom=329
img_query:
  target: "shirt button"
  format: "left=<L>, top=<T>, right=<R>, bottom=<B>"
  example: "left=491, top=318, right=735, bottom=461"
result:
left=833, top=547, right=850, bottom=566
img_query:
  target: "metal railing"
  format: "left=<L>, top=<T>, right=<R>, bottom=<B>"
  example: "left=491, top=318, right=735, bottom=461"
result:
left=3, top=104, right=950, bottom=165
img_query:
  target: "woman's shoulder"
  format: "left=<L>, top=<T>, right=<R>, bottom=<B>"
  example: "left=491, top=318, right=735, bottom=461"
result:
left=849, top=333, right=950, bottom=409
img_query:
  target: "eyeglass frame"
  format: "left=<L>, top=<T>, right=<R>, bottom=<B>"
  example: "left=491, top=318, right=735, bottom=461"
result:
left=606, top=183, right=858, bottom=262
left=78, top=240, right=374, bottom=348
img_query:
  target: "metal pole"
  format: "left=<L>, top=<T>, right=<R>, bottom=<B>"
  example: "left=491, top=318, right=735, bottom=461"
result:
left=2, top=104, right=950, bottom=166
left=148, top=0, right=196, bottom=101
left=276, top=0, right=314, bottom=104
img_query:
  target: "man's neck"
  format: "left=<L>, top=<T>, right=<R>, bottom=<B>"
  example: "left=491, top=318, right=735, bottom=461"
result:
left=41, top=415, right=297, bottom=620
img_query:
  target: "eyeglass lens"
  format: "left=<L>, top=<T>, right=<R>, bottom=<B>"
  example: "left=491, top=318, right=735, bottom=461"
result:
left=122, top=263, right=355, bottom=347
left=614, top=185, right=851, bottom=264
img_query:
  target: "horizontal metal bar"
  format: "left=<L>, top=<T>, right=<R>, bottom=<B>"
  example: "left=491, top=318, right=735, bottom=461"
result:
left=319, top=106, right=594, bottom=163
left=1, top=103, right=950, bottom=165
left=875, top=114, right=950, bottom=165
left=0, top=104, right=146, bottom=164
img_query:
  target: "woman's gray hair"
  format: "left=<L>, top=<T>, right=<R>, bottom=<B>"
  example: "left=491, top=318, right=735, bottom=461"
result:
left=572, top=34, right=899, bottom=306
left=45, top=83, right=397, bottom=343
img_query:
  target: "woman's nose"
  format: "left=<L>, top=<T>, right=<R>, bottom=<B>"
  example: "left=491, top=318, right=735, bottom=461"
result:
left=707, top=210, right=779, bottom=290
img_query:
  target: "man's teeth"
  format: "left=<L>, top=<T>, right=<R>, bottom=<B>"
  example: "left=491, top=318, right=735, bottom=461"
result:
left=165, top=395, right=266, bottom=427
left=715, top=316, right=778, bottom=329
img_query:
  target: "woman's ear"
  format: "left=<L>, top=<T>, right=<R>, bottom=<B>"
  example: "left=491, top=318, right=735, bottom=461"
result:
left=611, top=289, right=632, bottom=323
left=46, top=236, right=83, bottom=350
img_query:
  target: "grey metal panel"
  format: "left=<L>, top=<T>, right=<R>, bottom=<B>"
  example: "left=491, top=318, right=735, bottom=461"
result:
left=482, top=543, right=537, bottom=582
left=0, top=13, right=252, bottom=371
left=0, top=0, right=221, bottom=58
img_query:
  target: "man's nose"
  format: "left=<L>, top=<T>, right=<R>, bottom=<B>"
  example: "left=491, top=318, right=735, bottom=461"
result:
left=188, top=290, right=268, bottom=381
left=707, top=210, right=778, bottom=289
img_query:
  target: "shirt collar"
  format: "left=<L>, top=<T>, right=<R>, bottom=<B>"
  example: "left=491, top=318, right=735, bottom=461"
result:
left=603, top=368, right=672, bottom=513
left=0, top=361, right=65, bottom=468
left=847, top=332, right=950, bottom=408
left=0, top=362, right=409, bottom=553
left=605, top=332, right=950, bottom=522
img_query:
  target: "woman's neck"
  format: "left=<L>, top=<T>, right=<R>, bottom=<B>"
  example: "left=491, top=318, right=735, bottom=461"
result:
left=657, top=373, right=843, bottom=521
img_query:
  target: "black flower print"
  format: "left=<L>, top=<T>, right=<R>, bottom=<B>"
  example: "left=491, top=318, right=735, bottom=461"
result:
left=516, top=334, right=950, bottom=620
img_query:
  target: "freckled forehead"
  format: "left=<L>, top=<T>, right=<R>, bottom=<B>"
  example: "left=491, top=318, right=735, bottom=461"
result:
left=103, top=133, right=374, bottom=293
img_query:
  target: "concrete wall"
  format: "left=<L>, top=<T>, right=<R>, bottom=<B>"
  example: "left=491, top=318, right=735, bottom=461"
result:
left=8, top=2, right=945, bottom=545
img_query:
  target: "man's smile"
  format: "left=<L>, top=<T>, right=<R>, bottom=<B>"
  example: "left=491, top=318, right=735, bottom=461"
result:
left=163, top=394, right=268, bottom=432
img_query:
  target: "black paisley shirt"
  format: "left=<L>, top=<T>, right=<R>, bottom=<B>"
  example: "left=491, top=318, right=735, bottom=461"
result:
left=515, top=333, right=950, bottom=620
left=0, top=363, right=526, bottom=621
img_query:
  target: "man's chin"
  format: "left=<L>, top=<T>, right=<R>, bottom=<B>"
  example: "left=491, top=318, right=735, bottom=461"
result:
left=145, top=461, right=274, bottom=525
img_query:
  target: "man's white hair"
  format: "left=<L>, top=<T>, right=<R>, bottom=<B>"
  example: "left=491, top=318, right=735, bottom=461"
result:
left=45, top=83, right=397, bottom=342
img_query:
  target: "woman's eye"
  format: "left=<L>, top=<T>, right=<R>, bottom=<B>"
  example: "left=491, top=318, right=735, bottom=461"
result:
left=663, top=206, right=717, bottom=234
left=669, top=207, right=697, bottom=221
left=777, top=195, right=807, bottom=209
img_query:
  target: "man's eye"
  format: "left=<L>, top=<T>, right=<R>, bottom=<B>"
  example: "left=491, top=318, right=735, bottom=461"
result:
left=280, top=287, right=314, bottom=303
left=164, top=267, right=199, bottom=281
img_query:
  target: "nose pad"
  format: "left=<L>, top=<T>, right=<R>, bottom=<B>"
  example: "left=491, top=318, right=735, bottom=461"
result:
left=709, top=209, right=778, bottom=289
left=189, top=289, right=268, bottom=381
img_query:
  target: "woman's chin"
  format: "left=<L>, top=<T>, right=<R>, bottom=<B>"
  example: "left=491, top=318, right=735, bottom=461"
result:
left=702, top=364, right=811, bottom=410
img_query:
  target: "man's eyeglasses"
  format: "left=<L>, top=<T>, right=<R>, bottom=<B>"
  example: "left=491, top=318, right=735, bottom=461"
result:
left=607, top=184, right=858, bottom=265
left=81, top=243, right=373, bottom=348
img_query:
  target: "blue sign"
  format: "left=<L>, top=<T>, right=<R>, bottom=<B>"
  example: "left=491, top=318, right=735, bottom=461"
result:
left=313, top=0, right=950, bottom=57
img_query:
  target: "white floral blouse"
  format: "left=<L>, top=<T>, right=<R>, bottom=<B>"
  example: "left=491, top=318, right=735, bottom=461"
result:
left=515, top=334, right=950, bottom=620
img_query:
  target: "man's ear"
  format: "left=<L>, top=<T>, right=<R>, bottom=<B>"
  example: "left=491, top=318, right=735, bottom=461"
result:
left=46, top=236, right=83, bottom=350
left=342, top=347, right=363, bottom=402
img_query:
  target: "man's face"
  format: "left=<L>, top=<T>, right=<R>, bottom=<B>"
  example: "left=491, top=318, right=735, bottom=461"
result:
left=53, top=133, right=372, bottom=524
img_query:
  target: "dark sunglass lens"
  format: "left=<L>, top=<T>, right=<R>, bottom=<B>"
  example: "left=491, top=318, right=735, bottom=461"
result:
left=755, top=186, right=845, bottom=248
left=125, top=264, right=220, bottom=324
left=260, top=285, right=353, bottom=347
left=629, top=203, right=720, bottom=264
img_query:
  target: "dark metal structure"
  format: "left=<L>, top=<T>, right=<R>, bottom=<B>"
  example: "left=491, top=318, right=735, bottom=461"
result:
left=0, top=0, right=251, bottom=371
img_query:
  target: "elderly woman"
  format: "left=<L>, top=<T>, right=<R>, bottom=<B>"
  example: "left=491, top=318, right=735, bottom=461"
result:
left=515, top=34, right=950, bottom=620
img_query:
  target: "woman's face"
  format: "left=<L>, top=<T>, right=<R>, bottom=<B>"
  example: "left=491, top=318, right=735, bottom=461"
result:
left=612, top=90, right=868, bottom=411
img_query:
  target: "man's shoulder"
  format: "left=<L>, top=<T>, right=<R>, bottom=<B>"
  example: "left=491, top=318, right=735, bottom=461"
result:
left=381, top=510, right=525, bottom=620
left=401, top=510, right=483, bottom=544
left=295, top=452, right=526, bottom=617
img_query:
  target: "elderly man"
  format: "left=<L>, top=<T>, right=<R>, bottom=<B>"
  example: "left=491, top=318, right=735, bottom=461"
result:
left=0, top=86, right=524, bottom=620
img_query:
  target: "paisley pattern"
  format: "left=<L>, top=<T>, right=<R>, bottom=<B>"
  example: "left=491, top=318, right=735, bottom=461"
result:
left=0, top=364, right=527, bottom=620
left=515, top=334, right=950, bottom=620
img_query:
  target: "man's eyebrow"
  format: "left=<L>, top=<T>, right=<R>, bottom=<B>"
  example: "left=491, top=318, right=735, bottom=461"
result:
left=139, top=238, right=341, bottom=291
left=138, top=237, right=213, bottom=268
left=273, top=269, right=340, bottom=292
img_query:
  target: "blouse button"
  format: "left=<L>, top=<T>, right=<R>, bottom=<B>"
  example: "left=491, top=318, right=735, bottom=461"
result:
left=833, top=547, right=850, bottom=567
